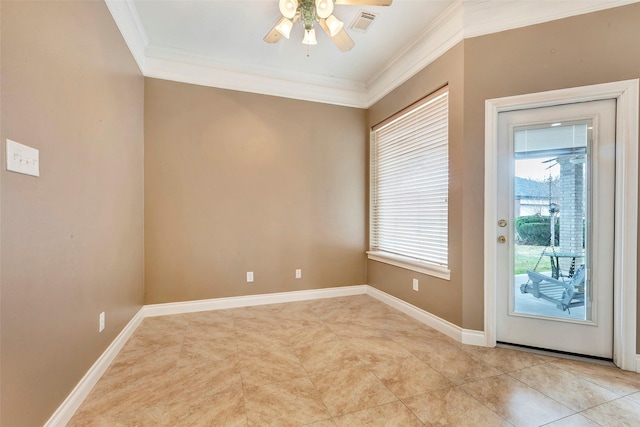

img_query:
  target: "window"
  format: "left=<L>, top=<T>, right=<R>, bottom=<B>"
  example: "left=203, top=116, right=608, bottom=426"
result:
left=368, top=87, right=450, bottom=279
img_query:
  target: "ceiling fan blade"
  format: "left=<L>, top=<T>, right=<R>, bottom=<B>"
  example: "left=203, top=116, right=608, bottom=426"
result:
left=332, top=29, right=355, bottom=52
left=334, top=0, right=392, bottom=6
left=264, top=21, right=283, bottom=44
left=264, top=14, right=301, bottom=44
left=319, top=19, right=355, bottom=52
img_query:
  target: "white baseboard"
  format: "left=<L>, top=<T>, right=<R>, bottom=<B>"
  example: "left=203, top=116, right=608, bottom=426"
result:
left=44, top=307, right=145, bottom=427
left=46, top=284, right=484, bottom=426
left=365, top=286, right=486, bottom=346
left=143, top=285, right=369, bottom=317
left=461, top=329, right=488, bottom=346
left=636, top=354, right=640, bottom=373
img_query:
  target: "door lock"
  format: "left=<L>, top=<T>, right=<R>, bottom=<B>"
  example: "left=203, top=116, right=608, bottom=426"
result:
left=498, top=235, right=507, bottom=243
left=498, top=219, right=508, bottom=227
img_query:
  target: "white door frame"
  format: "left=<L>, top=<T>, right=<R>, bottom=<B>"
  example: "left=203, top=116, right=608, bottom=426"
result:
left=484, top=79, right=639, bottom=371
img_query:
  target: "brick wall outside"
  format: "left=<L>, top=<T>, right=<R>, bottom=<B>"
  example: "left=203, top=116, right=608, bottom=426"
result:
left=558, top=158, right=585, bottom=273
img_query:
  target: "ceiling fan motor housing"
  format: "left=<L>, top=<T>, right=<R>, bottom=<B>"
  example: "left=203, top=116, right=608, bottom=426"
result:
left=301, top=0, right=318, bottom=30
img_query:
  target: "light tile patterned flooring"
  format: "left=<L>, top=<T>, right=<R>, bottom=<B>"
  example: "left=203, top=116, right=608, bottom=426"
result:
left=69, top=295, right=640, bottom=426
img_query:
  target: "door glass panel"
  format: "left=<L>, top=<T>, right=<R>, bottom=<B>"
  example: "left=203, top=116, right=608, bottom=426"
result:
left=512, top=120, right=591, bottom=322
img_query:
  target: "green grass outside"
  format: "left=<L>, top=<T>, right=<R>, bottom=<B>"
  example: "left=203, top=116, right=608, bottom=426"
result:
left=514, top=244, right=553, bottom=275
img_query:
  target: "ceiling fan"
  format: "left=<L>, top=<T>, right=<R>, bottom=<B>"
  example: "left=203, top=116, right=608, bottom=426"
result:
left=264, top=0, right=393, bottom=52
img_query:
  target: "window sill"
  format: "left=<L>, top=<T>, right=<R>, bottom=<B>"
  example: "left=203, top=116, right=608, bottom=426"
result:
left=367, top=251, right=451, bottom=281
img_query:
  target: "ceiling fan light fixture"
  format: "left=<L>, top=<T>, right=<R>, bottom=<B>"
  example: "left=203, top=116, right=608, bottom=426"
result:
left=302, top=28, right=318, bottom=45
left=315, top=0, right=334, bottom=19
left=325, top=15, right=343, bottom=37
left=275, top=17, right=294, bottom=39
left=266, top=0, right=391, bottom=52
left=279, top=0, right=299, bottom=19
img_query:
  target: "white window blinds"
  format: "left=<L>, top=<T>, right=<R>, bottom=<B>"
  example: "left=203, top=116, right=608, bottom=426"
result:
left=370, top=87, right=449, bottom=273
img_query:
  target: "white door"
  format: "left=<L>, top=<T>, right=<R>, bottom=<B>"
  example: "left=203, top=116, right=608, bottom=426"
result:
left=496, top=99, right=616, bottom=358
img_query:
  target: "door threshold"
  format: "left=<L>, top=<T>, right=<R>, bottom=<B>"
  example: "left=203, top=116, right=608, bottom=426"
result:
left=496, top=341, right=615, bottom=367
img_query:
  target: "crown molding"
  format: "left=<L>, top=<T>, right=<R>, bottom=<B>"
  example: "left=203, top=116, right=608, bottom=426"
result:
left=462, top=0, right=640, bottom=39
left=366, top=0, right=640, bottom=106
left=106, top=0, right=639, bottom=108
left=104, top=0, right=148, bottom=73
left=366, top=0, right=465, bottom=106
left=144, top=45, right=369, bottom=108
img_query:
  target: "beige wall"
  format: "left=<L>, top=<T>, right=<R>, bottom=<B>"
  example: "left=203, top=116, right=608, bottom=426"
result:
left=0, top=2, right=4, bottom=422
left=0, top=2, right=144, bottom=426
left=368, top=3, right=640, bottom=336
left=144, top=78, right=367, bottom=303
left=2, top=2, right=640, bottom=425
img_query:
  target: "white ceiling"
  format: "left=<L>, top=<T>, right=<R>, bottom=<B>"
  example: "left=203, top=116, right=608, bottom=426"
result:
left=106, top=0, right=638, bottom=108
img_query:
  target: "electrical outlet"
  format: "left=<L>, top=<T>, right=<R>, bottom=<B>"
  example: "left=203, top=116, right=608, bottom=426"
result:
left=412, top=278, right=419, bottom=292
left=99, top=312, right=105, bottom=332
left=295, top=269, right=302, bottom=279
left=246, top=271, right=254, bottom=282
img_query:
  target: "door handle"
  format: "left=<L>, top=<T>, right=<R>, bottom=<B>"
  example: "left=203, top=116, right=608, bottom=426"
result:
left=498, top=235, right=507, bottom=244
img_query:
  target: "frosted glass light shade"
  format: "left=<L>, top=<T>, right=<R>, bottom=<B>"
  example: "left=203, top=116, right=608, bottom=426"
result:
left=302, top=28, right=318, bottom=45
left=315, top=0, right=333, bottom=19
left=275, top=18, right=294, bottom=39
left=326, top=14, right=343, bottom=37
left=279, top=0, right=298, bottom=19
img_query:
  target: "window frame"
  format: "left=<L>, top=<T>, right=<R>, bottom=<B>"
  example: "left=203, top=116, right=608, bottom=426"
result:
left=368, top=86, right=450, bottom=280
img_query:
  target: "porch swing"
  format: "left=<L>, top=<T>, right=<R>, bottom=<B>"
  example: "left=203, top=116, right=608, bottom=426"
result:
left=519, top=203, right=586, bottom=313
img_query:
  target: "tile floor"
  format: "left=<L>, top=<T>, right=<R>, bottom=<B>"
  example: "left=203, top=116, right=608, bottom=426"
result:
left=68, top=295, right=640, bottom=426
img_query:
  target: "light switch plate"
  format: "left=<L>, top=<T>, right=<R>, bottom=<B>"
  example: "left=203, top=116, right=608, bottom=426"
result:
left=6, top=139, right=39, bottom=177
